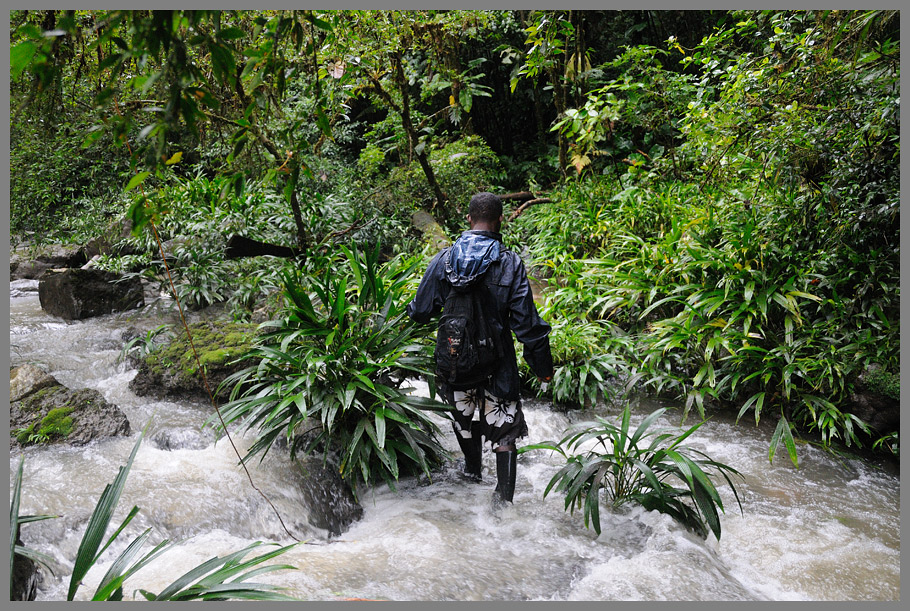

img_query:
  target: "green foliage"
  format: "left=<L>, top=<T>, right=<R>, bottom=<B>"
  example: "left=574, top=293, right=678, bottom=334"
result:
left=9, top=120, right=129, bottom=242
left=517, top=13, right=901, bottom=457
left=373, top=135, right=504, bottom=231
left=14, top=425, right=48, bottom=446
left=862, top=368, right=899, bottom=401
left=10, top=10, right=899, bottom=467
left=522, top=313, right=631, bottom=409
left=677, top=11, right=899, bottom=253
left=517, top=158, right=898, bottom=461
left=171, top=246, right=229, bottom=311
left=214, top=244, right=451, bottom=494
left=356, top=143, right=388, bottom=177
left=10, top=457, right=57, bottom=600
left=551, top=43, right=696, bottom=177
left=119, top=325, right=176, bottom=364
left=524, top=405, right=744, bottom=540
left=872, top=431, right=898, bottom=457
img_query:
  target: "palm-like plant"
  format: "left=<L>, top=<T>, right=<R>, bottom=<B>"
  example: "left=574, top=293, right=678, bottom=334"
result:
left=523, top=406, right=744, bottom=540
left=10, top=457, right=56, bottom=600
left=215, top=244, right=451, bottom=494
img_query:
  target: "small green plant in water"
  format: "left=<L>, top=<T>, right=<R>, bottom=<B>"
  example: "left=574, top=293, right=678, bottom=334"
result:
left=523, top=405, right=744, bottom=540
left=119, top=324, right=175, bottom=363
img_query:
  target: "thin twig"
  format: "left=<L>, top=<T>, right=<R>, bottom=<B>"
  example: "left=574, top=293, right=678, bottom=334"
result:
left=113, top=97, right=301, bottom=543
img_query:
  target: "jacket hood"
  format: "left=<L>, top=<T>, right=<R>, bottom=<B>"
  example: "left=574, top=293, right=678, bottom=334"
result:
left=445, top=230, right=501, bottom=287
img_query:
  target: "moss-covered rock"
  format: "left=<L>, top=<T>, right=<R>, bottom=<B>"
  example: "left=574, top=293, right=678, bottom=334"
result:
left=10, top=366, right=131, bottom=448
left=129, top=320, right=258, bottom=401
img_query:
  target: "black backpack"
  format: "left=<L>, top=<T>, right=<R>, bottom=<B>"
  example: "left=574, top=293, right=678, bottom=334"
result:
left=434, top=278, right=502, bottom=390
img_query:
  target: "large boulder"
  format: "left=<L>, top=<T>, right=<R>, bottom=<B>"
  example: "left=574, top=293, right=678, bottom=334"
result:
left=411, top=210, right=451, bottom=252
left=10, top=364, right=131, bottom=448
left=38, top=268, right=144, bottom=320
left=129, top=320, right=258, bottom=402
left=295, top=456, right=364, bottom=537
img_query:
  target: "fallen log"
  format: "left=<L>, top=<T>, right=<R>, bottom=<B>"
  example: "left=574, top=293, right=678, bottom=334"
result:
left=499, top=191, right=535, bottom=202
left=225, top=235, right=300, bottom=259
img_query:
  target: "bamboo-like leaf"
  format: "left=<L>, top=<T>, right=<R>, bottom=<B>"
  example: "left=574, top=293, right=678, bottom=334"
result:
left=374, top=409, right=387, bottom=449
left=769, top=416, right=799, bottom=467
left=628, top=408, right=666, bottom=447
left=13, top=544, right=56, bottom=573
left=92, top=530, right=172, bottom=601
left=10, top=457, right=25, bottom=594
left=68, top=424, right=148, bottom=601
left=736, top=391, right=765, bottom=424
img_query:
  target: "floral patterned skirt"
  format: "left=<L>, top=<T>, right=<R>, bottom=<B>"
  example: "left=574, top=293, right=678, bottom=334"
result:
left=440, top=383, right=528, bottom=450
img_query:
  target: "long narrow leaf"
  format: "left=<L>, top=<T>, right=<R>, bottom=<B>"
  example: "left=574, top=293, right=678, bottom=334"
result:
left=10, top=457, right=24, bottom=594
left=68, top=424, right=148, bottom=600
left=769, top=416, right=800, bottom=467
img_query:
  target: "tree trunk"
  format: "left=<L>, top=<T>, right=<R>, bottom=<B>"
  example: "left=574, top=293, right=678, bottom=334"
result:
left=392, top=52, right=448, bottom=209
left=287, top=162, right=309, bottom=250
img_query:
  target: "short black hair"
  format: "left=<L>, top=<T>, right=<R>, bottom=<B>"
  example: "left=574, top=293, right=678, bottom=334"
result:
left=468, top=192, right=503, bottom=222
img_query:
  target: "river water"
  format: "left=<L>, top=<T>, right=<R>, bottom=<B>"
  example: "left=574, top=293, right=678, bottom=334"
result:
left=8, top=279, right=901, bottom=601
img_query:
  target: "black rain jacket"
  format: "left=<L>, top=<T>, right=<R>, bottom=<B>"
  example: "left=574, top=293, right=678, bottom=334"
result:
left=406, top=230, right=553, bottom=400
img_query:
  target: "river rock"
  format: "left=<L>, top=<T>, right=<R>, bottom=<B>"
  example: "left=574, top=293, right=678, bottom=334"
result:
left=10, top=243, right=88, bottom=280
left=38, top=268, right=144, bottom=320
left=10, top=365, right=131, bottom=448
left=846, top=389, right=900, bottom=435
left=843, top=366, right=900, bottom=436
left=151, top=427, right=217, bottom=451
left=9, top=364, right=59, bottom=402
left=295, top=456, right=364, bottom=537
left=11, top=536, right=40, bottom=601
left=128, top=320, right=258, bottom=402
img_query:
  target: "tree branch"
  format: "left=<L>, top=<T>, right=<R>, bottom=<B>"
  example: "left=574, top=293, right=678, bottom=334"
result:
left=507, top=197, right=552, bottom=221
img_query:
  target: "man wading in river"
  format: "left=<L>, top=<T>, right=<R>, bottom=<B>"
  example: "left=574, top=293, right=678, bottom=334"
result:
left=407, top=192, right=553, bottom=507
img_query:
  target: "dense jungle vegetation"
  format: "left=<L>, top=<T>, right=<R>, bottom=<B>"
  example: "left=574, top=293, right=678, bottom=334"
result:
left=10, top=9, right=900, bottom=484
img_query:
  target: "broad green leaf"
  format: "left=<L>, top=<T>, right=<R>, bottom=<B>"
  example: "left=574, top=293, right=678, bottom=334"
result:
left=10, top=41, right=38, bottom=80
left=124, top=172, right=151, bottom=192
left=216, top=26, right=246, bottom=40
left=374, top=409, right=387, bottom=449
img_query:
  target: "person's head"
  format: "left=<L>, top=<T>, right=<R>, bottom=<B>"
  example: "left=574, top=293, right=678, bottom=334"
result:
left=467, top=192, right=503, bottom=231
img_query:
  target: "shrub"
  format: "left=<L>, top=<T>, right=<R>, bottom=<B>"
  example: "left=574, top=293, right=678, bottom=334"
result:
left=214, top=244, right=451, bottom=494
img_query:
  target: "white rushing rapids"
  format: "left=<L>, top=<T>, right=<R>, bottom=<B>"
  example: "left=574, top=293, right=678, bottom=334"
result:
left=9, top=282, right=900, bottom=601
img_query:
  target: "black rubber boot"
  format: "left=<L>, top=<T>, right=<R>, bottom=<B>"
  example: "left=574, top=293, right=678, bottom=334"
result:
left=455, top=429, right=483, bottom=482
left=493, top=448, right=517, bottom=505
